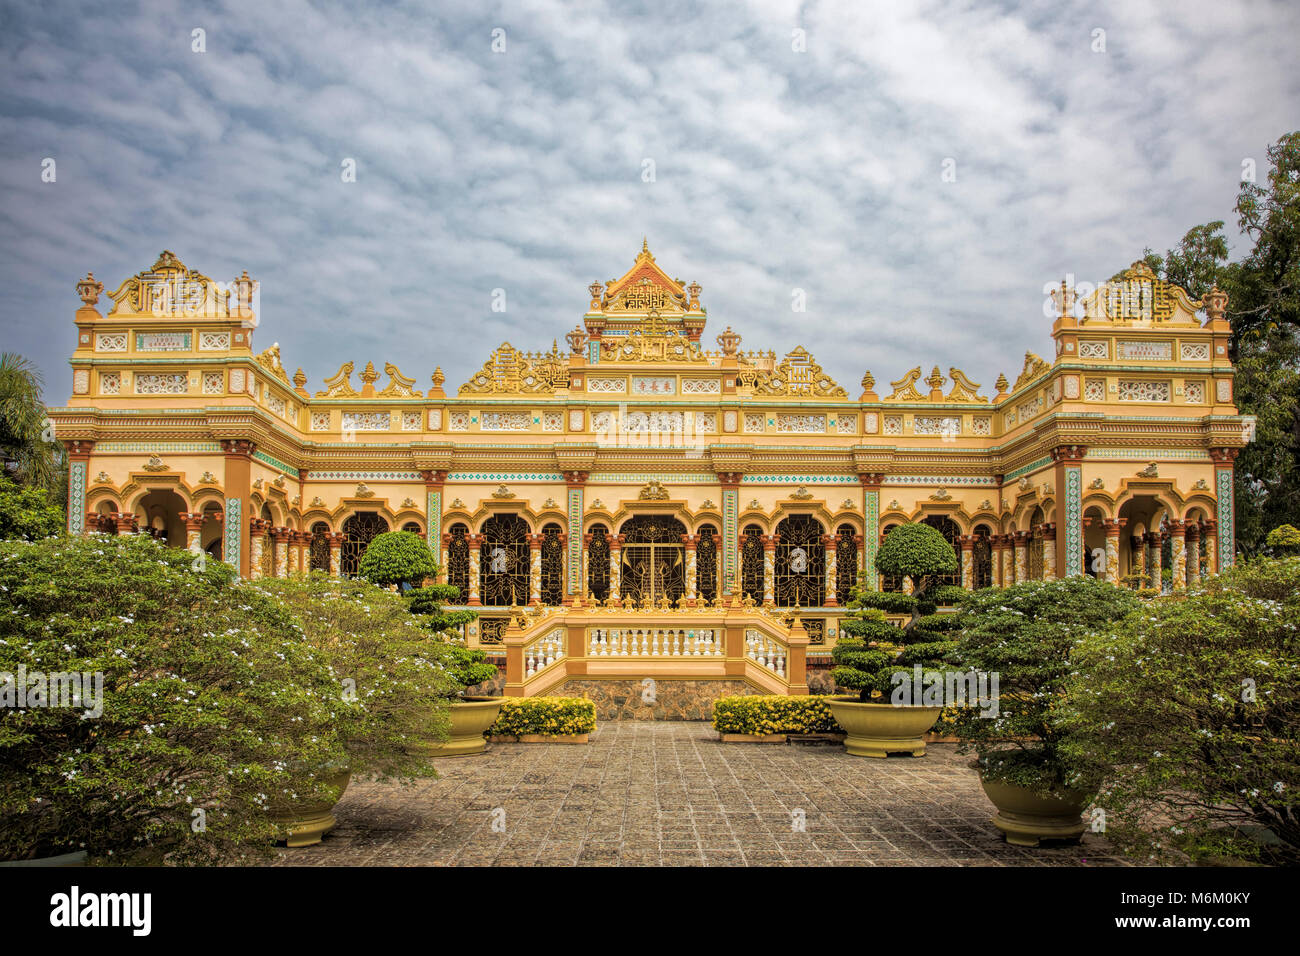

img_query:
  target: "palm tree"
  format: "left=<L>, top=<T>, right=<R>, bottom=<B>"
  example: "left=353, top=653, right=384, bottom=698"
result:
left=0, top=353, right=63, bottom=495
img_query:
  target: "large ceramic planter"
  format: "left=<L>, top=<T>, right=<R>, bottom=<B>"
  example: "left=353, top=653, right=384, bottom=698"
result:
left=269, top=770, right=351, bottom=848
left=825, top=697, right=943, bottom=757
left=979, top=775, right=1088, bottom=847
left=421, top=696, right=504, bottom=757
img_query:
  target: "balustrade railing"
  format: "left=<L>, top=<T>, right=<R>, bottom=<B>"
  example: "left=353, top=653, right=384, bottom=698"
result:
left=523, top=626, right=566, bottom=677
left=587, top=627, right=722, bottom=657
left=744, top=628, right=788, bottom=678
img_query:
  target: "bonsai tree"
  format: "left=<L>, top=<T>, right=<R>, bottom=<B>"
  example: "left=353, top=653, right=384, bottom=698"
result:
left=1061, top=556, right=1300, bottom=865
left=832, top=523, right=962, bottom=701
left=357, top=530, right=436, bottom=589
left=406, top=580, right=498, bottom=693
left=947, top=577, right=1141, bottom=795
left=249, top=574, right=460, bottom=772
left=0, top=534, right=357, bottom=864
left=1265, top=523, right=1300, bottom=556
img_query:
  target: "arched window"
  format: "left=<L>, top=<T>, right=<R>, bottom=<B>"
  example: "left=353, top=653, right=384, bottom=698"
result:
left=618, top=515, right=686, bottom=604
left=775, top=515, right=824, bottom=607
left=342, top=511, right=389, bottom=576
left=259, top=503, right=275, bottom=578
left=309, top=521, right=331, bottom=572
left=835, top=524, right=858, bottom=602
left=480, top=514, right=530, bottom=606
left=447, top=523, right=470, bottom=600
left=741, top=524, right=765, bottom=602
left=402, top=521, right=422, bottom=535
left=1027, top=508, right=1046, bottom=581
left=696, top=525, right=718, bottom=604
left=879, top=523, right=902, bottom=591
left=587, top=524, right=610, bottom=600
left=973, top=524, right=993, bottom=589
left=922, top=515, right=963, bottom=591
left=540, top=523, right=564, bottom=606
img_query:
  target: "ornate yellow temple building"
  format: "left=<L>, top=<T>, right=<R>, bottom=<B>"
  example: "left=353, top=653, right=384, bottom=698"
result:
left=50, top=244, right=1252, bottom=712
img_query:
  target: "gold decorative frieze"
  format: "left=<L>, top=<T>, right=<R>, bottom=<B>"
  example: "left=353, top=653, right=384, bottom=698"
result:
left=256, top=344, right=291, bottom=385
left=105, top=250, right=254, bottom=319
left=1013, top=352, right=1051, bottom=390
left=639, top=480, right=670, bottom=500
left=739, top=346, right=846, bottom=398
left=459, top=343, right=566, bottom=394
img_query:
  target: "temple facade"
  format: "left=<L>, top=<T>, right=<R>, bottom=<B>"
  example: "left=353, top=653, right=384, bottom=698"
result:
left=50, top=244, right=1252, bottom=707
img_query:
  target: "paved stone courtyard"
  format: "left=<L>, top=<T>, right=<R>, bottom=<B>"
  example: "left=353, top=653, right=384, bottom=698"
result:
left=273, top=721, right=1131, bottom=866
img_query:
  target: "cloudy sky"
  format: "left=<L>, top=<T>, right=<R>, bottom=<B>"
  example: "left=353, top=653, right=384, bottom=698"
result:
left=2, top=0, right=1297, bottom=404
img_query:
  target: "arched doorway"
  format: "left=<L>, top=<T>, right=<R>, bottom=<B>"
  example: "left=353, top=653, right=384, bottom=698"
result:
left=696, top=524, right=718, bottom=603
left=587, top=524, right=610, bottom=601
left=618, top=515, right=686, bottom=605
left=309, top=521, right=331, bottom=572
left=341, top=511, right=389, bottom=576
left=446, top=523, right=470, bottom=599
left=973, top=523, right=993, bottom=589
left=835, top=524, right=859, bottom=602
left=540, top=522, right=564, bottom=606
left=922, top=514, right=963, bottom=590
left=740, top=524, right=765, bottom=601
left=136, top=489, right=188, bottom=547
left=1026, top=507, right=1046, bottom=581
left=480, top=513, right=530, bottom=606
left=775, top=514, right=824, bottom=607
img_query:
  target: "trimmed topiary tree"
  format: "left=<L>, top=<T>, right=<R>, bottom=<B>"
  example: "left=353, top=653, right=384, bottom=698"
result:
left=831, top=523, right=962, bottom=701
left=1265, top=523, right=1300, bottom=556
left=1061, top=556, right=1300, bottom=864
left=358, top=530, right=436, bottom=588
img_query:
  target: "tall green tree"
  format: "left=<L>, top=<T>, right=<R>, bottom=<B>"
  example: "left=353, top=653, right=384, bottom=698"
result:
left=0, top=353, right=63, bottom=496
left=1124, top=132, right=1300, bottom=554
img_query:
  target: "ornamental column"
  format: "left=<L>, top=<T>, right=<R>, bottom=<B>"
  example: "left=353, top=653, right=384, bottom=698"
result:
left=991, top=534, right=1007, bottom=587
left=439, top=533, right=452, bottom=585
left=959, top=534, right=976, bottom=590
left=718, top=472, right=743, bottom=596
left=762, top=534, right=778, bottom=606
left=563, top=471, right=588, bottom=598
left=1167, top=520, right=1187, bottom=590
left=609, top=534, right=624, bottom=599
left=858, top=473, right=884, bottom=591
left=1185, top=521, right=1201, bottom=585
left=528, top=533, right=543, bottom=606
left=64, top=439, right=94, bottom=536
left=182, top=512, right=205, bottom=554
left=1210, top=448, right=1239, bottom=571
left=220, top=439, right=255, bottom=578
left=421, top=469, right=448, bottom=574
left=328, top=532, right=344, bottom=577
left=248, top=520, right=268, bottom=578
left=1041, top=523, right=1057, bottom=581
left=683, top=534, right=699, bottom=606
left=1012, top=531, right=1031, bottom=583
left=1102, top=519, right=1125, bottom=586
left=272, top=527, right=291, bottom=578
left=466, top=533, right=482, bottom=605
left=1050, top=444, right=1087, bottom=577
left=1129, top=533, right=1146, bottom=588
left=1146, top=531, right=1162, bottom=591
left=114, top=512, right=138, bottom=535
left=1200, top=520, right=1217, bottom=577
left=823, top=534, right=838, bottom=606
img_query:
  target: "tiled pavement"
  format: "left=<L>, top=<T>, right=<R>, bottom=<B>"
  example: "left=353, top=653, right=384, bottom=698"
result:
left=272, top=721, right=1132, bottom=866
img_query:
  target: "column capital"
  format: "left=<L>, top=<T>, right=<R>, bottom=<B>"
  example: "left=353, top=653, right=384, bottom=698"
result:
left=1040, top=522, right=1056, bottom=540
left=1209, top=447, right=1240, bottom=464
left=1102, top=518, right=1127, bottom=533
left=1167, top=518, right=1188, bottom=535
left=421, top=469, right=449, bottom=485
left=250, top=517, right=271, bottom=534
left=856, top=472, right=886, bottom=489
left=1185, top=521, right=1201, bottom=538
left=220, top=439, right=257, bottom=458
left=716, top=471, right=744, bottom=487
left=682, top=534, right=699, bottom=549
left=1050, top=444, right=1088, bottom=464
left=562, top=470, right=589, bottom=486
left=1012, top=531, right=1032, bottom=544
left=328, top=532, right=345, bottom=546
left=64, top=439, right=96, bottom=458
left=958, top=534, right=977, bottom=549
left=181, top=512, right=206, bottom=532
left=271, top=526, right=292, bottom=542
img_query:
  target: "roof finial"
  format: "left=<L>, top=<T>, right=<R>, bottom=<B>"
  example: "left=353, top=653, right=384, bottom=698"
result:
left=642, top=236, right=648, bottom=254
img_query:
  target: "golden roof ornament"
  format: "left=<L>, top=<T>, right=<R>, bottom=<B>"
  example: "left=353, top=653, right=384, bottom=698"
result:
left=946, top=368, right=988, bottom=403
left=588, top=282, right=604, bottom=311
left=292, top=368, right=308, bottom=396
left=378, top=362, right=421, bottom=397
left=76, top=272, right=104, bottom=308
left=317, top=362, right=359, bottom=398
left=639, top=480, right=670, bottom=500
left=859, top=371, right=877, bottom=401
left=716, top=326, right=741, bottom=356
left=993, top=373, right=1009, bottom=400
left=566, top=325, right=589, bottom=353
left=926, top=366, right=946, bottom=399
left=1204, top=285, right=1228, bottom=323
left=885, top=367, right=925, bottom=402
left=687, top=280, right=702, bottom=310
left=1013, top=352, right=1050, bottom=390
left=359, top=361, right=380, bottom=397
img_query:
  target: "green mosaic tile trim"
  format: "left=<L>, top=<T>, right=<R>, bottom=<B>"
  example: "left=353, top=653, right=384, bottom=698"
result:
left=863, top=488, right=879, bottom=590
left=252, top=450, right=300, bottom=478
left=1004, top=456, right=1054, bottom=481
left=568, top=486, right=583, bottom=593
left=446, top=472, right=563, bottom=481
left=1084, top=448, right=1212, bottom=460
left=1064, top=465, right=1083, bottom=577
left=68, top=461, right=86, bottom=535
left=94, top=441, right=222, bottom=454
left=224, top=498, right=242, bottom=578
left=1217, top=468, right=1234, bottom=570
left=426, top=490, right=441, bottom=557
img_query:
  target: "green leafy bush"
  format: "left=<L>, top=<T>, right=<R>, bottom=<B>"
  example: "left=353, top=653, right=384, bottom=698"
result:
left=1265, top=523, right=1300, bottom=556
left=358, top=530, right=436, bottom=588
left=248, top=574, right=459, bottom=776
left=440, top=645, right=499, bottom=692
left=711, top=695, right=840, bottom=735
left=947, top=577, right=1141, bottom=795
left=0, top=475, right=64, bottom=541
left=407, top=582, right=477, bottom=638
left=488, top=697, right=596, bottom=737
left=0, top=534, right=355, bottom=864
left=1061, top=556, right=1300, bottom=864
left=876, top=522, right=958, bottom=601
